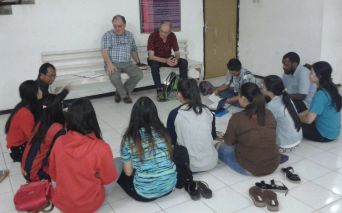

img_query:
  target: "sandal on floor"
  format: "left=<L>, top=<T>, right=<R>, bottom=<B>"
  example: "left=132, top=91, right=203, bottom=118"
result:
left=0, top=169, right=10, bottom=183
left=263, top=189, right=279, bottom=212
left=249, top=186, right=266, bottom=207
left=196, top=181, right=212, bottom=199
left=185, top=182, right=200, bottom=201
left=281, top=167, right=301, bottom=182
left=255, top=179, right=288, bottom=195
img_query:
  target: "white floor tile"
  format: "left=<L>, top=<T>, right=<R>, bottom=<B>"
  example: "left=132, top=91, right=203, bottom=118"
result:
left=276, top=194, right=314, bottom=213
left=307, top=152, right=342, bottom=170
left=201, top=187, right=250, bottom=213
left=319, top=198, right=342, bottom=213
left=290, top=159, right=331, bottom=180
left=291, top=142, right=325, bottom=158
left=0, top=192, right=15, bottom=213
left=234, top=206, right=267, bottom=213
left=314, top=172, right=342, bottom=196
left=155, top=189, right=190, bottom=209
left=110, top=196, right=161, bottom=213
left=209, top=166, right=249, bottom=186
left=164, top=200, right=214, bottom=213
left=290, top=182, right=341, bottom=209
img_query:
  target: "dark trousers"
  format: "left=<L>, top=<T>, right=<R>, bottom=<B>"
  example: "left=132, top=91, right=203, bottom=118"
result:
left=117, top=171, right=157, bottom=202
left=117, top=171, right=172, bottom=202
left=302, top=122, right=333, bottom=142
left=293, top=100, right=307, bottom=113
left=148, top=58, right=188, bottom=89
left=173, top=145, right=194, bottom=189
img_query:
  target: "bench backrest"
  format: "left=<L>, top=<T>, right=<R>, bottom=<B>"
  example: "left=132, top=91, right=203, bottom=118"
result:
left=41, top=41, right=188, bottom=77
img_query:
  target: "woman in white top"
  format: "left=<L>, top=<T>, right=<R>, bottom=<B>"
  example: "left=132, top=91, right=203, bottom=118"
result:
left=167, top=79, right=218, bottom=172
left=262, top=75, right=302, bottom=149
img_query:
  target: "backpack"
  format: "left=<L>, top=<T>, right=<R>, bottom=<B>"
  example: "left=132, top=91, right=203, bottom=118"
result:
left=21, top=124, right=65, bottom=182
left=162, top=72, right=180, bottom=100
left=199, top=81, right=215, bottom=96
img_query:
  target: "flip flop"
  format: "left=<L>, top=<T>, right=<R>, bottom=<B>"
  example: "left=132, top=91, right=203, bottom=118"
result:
left=281, top=167, right=301, bottom=182
left=0, top=169, right=10, bottom=183
left=263, top=189, right=279, bottom=212
left=196, top=181, right=212, bottom=199
left=249, top=186, right=266, bottom=207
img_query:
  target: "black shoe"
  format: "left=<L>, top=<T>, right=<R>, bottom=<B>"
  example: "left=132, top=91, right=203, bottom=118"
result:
left=123, top=96, right=132, bottom=104
left=156, top=89, right=167, bottom=102
left=115, top=94, right=121, bottom=103
left=185, top=182, right=200, bottom=201
left=196, top=181, right=212, bottom=199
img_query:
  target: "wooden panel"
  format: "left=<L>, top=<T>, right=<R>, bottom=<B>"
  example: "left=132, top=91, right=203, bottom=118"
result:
left=204, top=0, right=237, bottom=78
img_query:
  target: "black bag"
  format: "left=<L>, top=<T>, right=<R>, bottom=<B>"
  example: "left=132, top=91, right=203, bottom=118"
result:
left=173, top=145, right=194, bottom=189
left=162, top=72, right=180, bottom=100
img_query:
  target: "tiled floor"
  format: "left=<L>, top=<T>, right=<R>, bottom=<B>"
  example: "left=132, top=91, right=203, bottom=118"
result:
left=1, top=77, right=342, bottom=213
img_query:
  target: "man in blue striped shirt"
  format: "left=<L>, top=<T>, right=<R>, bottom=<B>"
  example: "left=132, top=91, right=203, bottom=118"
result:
left=101, top=15, right=143, bottom=103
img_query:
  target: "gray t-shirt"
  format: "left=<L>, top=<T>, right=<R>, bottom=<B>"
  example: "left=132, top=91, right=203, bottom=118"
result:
left=282, top=65, right=316, bottom=107
left=225, top=68, right=256, bottom=93
left=267, top=96, right=302, bottom=148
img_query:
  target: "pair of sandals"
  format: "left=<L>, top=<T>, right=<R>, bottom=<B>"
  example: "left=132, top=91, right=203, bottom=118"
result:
left=185, top=181, right=212, bottom=200
left=249, top=186, right=279, bottom=212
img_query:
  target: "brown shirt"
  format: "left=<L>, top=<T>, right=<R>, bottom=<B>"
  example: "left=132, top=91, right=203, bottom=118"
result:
left=224, top=109, right=280, bottom=176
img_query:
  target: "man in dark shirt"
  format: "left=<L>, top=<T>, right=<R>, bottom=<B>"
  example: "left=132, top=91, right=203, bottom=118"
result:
left=36, top=63, right=69, bottom=101
left=147, top=21, right=188, bottom=101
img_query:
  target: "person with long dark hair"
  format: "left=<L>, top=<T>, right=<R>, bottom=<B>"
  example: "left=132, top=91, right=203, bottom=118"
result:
left=5, top=80, right=42, bottom=162
left=49, top=98, right=117, bottom=213
left=299, top=61, right=341, bottom=142
left=21, top=94, right=65, bottom=182
left=262, top=75, right=302, bottom=149
left=216, top=83, right=280, bottom=176
left=167, top=79, right=218, bottom=172
left=118, top=96, right=177, bottom=201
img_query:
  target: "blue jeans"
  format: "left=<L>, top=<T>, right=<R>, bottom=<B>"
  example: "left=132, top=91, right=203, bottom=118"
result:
left=218, top=88, right=241, bottom=107
left=217, top=143, right=251, bottom=176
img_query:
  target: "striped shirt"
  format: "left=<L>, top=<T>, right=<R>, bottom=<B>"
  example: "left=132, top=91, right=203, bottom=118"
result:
left=101, top=30, right=137, bottom=63
left=120, top=128, right=177, bottom=199
left=225, top=68, right=255, bottom=93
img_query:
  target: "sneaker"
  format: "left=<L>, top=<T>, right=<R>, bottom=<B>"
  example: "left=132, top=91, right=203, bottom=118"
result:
left=114, top=93, right=121, bottom=103
left=123, top=96, right=132, bottom=104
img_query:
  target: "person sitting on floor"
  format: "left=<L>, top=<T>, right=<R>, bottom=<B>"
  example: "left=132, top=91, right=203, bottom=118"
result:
left=36, top=63, right=69, bottom=101
left=49, top=98, right=117, bottom=213
left=261, top=75, right=302, bottom=150
left=167, top=79, right=218, bottom=172
left=282, top=52, right=316, bottom=112
left=118, top=96, right=177, bottom=202
left=299, top=61, right=341, bottom=142
left=5, top=80, right=42, bottom=162
left=21, top=94, right=65, bottom=182
left=213, top=58, right=255, bottom=105
left=216, top=82, right=280, bottom=176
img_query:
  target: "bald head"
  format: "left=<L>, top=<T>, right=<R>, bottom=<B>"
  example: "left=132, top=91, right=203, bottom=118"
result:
left=159, top=21, right=172, bottom=40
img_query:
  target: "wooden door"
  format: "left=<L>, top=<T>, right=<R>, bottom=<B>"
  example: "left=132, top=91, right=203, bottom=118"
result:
left=204, top=0, right=238, bottom=78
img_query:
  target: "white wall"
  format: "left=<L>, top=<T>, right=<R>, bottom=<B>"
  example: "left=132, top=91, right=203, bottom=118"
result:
left=320, top=0, right=342, bottom=83
left=0, top=0, right=203, bottom=110
left=238, top=0, right=326, bottom=78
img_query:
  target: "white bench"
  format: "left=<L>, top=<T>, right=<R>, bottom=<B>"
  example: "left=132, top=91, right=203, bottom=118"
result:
left=42, top=41, right=203, bottom=100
